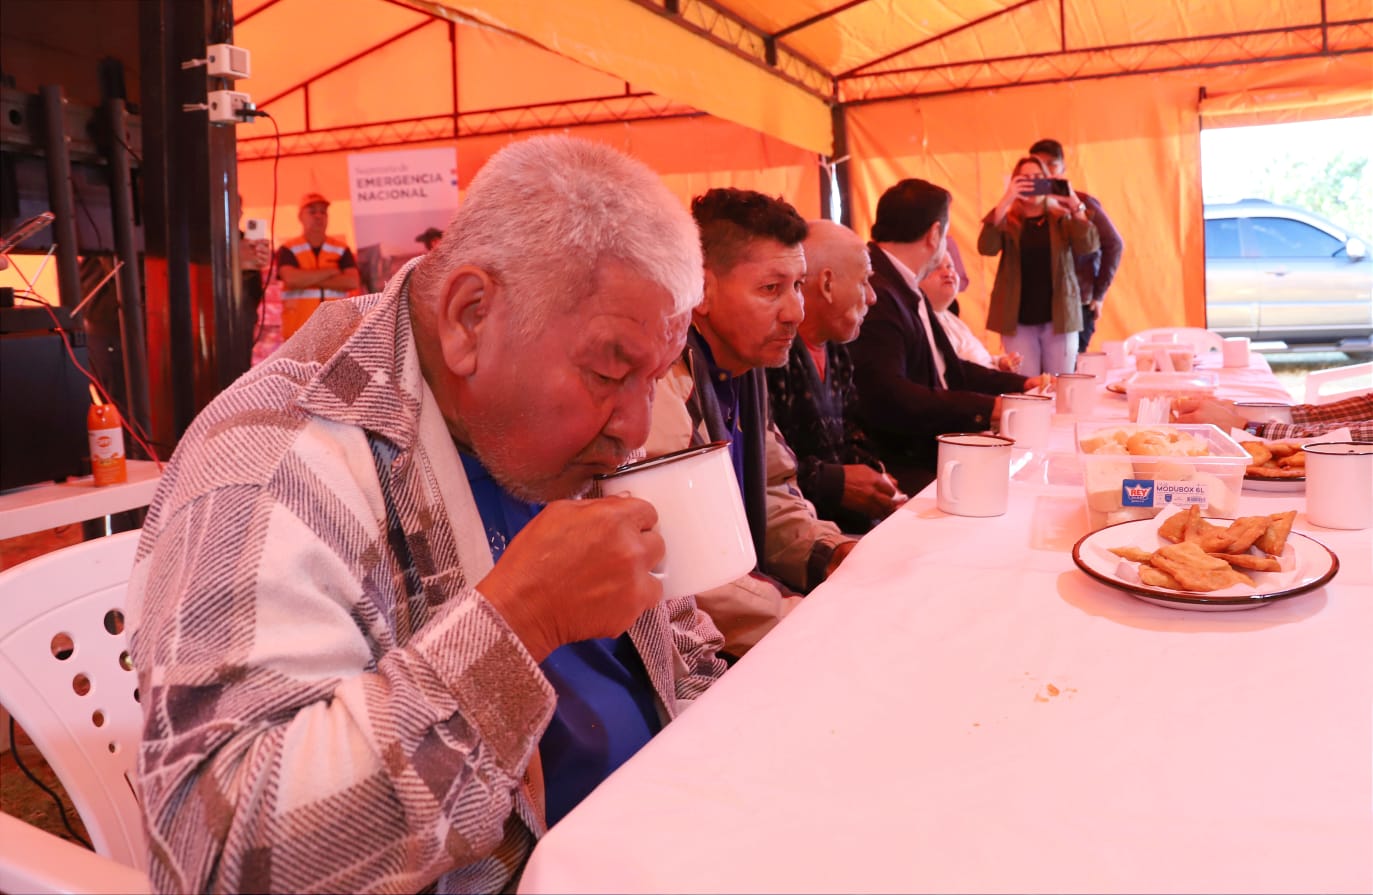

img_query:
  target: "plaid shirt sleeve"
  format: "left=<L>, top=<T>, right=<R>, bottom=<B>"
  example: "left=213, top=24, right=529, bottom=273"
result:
left=1257, top=394, right=1373, bottom=441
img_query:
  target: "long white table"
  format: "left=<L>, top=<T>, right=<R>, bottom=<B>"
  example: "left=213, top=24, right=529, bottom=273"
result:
left=519, top=356, right=1371, bottom=894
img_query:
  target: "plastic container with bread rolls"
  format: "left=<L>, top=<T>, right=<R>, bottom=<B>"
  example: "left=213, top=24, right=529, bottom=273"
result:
left=1076, top=422, right=1249, bottom=532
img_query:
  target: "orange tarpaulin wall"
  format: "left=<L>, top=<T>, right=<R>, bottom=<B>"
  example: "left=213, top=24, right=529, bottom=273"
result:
left=847, top=53, right=1373, bottom=353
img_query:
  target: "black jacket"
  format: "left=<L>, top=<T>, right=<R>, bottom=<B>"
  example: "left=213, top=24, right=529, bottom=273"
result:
left=851, top=243, right=1027, bottom=489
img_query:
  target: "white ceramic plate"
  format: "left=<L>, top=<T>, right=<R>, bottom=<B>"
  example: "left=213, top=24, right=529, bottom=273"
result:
left=1072, top=517, right=1338, bottom=611
left=1242, top=475, right=1305, bottom=493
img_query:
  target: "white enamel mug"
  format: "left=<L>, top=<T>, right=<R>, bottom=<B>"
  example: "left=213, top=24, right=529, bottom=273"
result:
left=597, top=441, right=756, bottom=597
left=1076, top=351, right=1109, bottom=379
left=1055, top=372, right=1097, bottom=416
left=936, top=433, right=1014, bottom=517
left=1303, top=441, right=1373, bottom=530
left=998, top=393, right=1054, bottom=450
left=1235, top=401, right=1294, bottom=424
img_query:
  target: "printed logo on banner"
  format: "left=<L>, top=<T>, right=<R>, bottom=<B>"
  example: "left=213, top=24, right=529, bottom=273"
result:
left=1121, top=479, right=1208, bottom=508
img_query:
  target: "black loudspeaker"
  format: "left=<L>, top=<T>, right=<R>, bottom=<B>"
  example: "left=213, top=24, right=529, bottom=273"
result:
left=0, top=306, right=92, bottom=491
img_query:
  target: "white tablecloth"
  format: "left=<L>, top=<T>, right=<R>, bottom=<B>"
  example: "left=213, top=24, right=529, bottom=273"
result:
left=519, top=357, right=1371, bottom=894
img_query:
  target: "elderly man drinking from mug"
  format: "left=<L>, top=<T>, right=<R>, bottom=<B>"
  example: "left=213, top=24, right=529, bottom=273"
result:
left=127, top=136, right=726, bottom=895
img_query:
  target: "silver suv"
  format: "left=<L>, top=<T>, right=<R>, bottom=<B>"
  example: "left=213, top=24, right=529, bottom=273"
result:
left=1204, top=199, right=1372, bottom=348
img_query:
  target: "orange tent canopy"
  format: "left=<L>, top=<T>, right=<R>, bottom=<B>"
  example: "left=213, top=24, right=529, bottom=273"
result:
left=235, top=0, right=1373, bottom=347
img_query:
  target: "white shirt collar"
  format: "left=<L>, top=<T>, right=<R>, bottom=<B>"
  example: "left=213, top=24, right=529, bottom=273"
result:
left=879, top=246, right=925, bottom=296
left=878, top=247, right=948, bottom=388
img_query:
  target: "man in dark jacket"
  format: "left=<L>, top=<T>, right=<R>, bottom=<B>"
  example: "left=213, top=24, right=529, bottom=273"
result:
left=1029, top=138, right=1125, bottom=352
left=766, top=220, right=904, bottom=534
left=851, top=178, right=1048, bottom=494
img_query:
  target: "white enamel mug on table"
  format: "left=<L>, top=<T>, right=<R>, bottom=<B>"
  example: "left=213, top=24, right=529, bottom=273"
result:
left=936, top=433, right=1014, bottom=517
left=1055, top=372, right=1097, bottom=416
left=1303, top=441, right=1373, bottom=530
left=1235, top=401, right=1294, bottom=424
left=998, top=393, right=1053, bottom=451
left=597, top=441, right=756, bottom=597
left=1076, top=351, right=1109, bottom=379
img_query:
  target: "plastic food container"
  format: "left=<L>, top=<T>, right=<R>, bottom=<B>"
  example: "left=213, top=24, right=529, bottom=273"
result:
left=1076, top=422, right=1249, bottom=531
left=1124, top=370, right=1218, bottom=421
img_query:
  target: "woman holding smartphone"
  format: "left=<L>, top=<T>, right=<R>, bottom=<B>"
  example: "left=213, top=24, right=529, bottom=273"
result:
left=978, top=156, right=1099, bottom=376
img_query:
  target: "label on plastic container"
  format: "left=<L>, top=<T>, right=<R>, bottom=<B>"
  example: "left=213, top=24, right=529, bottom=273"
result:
left=1121, top=479, right=1208, bottom=509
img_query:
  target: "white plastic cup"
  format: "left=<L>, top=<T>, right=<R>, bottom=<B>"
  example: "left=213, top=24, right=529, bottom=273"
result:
left=998, top=393, right=1054, bottom=450
left=597, top=441, right=757, bottom=597
left=1222, top=337, right=1251, bottom=368
left=936, top=433, right=1014, bottom=517
left=1076, top=351, right=1108, bottom=379
left=1303, top=442, right=1373, bottom=530
left=1055, top=372, right=1097, bottom=416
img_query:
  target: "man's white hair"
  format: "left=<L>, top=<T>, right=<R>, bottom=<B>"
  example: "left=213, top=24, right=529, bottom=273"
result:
left=411, top=135, right=702, bottom=332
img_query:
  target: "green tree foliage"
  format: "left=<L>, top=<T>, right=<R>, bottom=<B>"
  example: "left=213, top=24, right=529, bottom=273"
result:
left=1261, top=151, right=1372, bottom=241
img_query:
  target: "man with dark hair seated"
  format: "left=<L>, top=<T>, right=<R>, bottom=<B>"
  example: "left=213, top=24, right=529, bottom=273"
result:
left=766, top=219, right=905, bottom=534
left=851, top=178, right=1049, bottom=494
left=647, top=188, right=857, bottom=656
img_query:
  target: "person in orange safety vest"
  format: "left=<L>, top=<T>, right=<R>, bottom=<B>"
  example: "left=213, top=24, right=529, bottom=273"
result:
left=276, top=192, right=361, bottom=339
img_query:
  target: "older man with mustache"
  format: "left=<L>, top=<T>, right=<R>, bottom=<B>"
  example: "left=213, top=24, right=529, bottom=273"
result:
left=647, top=190, right=857, bottom=657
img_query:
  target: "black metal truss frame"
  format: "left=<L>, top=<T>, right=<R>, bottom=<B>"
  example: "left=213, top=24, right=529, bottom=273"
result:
left=237, top=92, right=700, bottom=159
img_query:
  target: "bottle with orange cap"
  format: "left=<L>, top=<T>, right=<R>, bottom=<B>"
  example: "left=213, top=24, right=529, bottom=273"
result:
left=87, top=387, right=128, bottom=486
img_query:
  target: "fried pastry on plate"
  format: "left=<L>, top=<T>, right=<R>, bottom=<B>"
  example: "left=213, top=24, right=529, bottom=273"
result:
left=1157, top=507, right=1192, bottom=543
left=1242, top=442, right=1273, bottom=465
left=1109, top=545, right=1155, bottom=563
left=1197, top=515, right=1269, bottom=554
left=1139, top=566, right=1185, bottom=589
left=1212, top=552, right=1282, bottom=572
left=1255, top=510, right=1297, bottom=556
left=1150, top=541, right=1257, bottom=591
left=1247, top=464, right=1305, bottom=478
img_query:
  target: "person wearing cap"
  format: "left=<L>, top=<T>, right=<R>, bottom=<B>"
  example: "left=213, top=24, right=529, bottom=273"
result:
left=416, top=226, right=444, bottom=252
left=277, top=192, right=361, bottom=339
left=851, top=178, right=1048, bottom=495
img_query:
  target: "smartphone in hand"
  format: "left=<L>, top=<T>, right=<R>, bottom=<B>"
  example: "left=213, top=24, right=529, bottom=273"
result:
left=1026, top=178, right=1070, bottom=196
left=244, top=218, right=268, bottom=240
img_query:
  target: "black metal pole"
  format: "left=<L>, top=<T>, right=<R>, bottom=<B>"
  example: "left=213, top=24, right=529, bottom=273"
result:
left=830, top=103, right=853, bottom=229
left=40, top=85, right=83, bottom=311
left=103, top=97, right=153, bottom=438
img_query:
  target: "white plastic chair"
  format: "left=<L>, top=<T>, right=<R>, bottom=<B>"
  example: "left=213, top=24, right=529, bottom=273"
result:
left=1122, top=327, right=1227, bottom=356
left=0, top=530, right=152, bottom=894
left=1303, top=361, right=1373, bottom=406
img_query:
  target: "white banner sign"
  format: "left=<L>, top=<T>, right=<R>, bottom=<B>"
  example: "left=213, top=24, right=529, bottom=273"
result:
left=347, top=147, right=458, bottom=291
